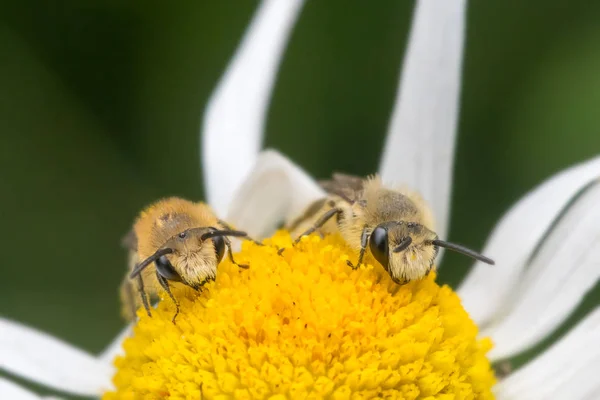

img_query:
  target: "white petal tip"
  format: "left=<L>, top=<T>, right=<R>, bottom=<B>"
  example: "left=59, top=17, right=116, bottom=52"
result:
left=0, top=318, right=112, bottom=396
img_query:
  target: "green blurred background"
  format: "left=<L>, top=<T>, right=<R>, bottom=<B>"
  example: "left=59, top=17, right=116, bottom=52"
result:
left=1, top=0, right=600, bottom=394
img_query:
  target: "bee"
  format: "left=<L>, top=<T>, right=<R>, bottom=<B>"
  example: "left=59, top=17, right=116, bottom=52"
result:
left=283, top=174, right=494, bottom=285
left=120, top=197, right=259, bottom=322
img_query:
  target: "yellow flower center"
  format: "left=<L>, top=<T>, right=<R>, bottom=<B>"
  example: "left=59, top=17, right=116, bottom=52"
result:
left=104, top=232, right=495, bottom=399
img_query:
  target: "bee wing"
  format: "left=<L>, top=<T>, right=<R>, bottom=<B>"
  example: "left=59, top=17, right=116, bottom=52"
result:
left=120, top=228, right=141, bottom=320
left=120, top=228, right=139, bottom=281
left=325, top=173, right=366, bottom=191
left=319, top=173, right=366, bottom=202
left=121, top=229, right=138, bottom=253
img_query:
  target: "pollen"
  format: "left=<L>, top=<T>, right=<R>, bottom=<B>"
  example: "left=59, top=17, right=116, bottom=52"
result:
left=104, top=232, right=495, bottom=399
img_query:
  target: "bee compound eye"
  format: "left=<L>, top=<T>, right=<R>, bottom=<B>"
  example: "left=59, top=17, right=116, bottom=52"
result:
left=212, top=235, right=225, bottom=263
left=155, top=255, right=182, bottom=282
left=369, top=226, right=389, bottom=268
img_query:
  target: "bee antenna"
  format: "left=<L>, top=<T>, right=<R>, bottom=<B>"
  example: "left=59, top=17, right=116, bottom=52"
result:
left=393, top=237, right=412, bottom=252
left=130, top=248, right=174, bottom=279
left=430, top=239, right=495, bottom=265
left=200, top=229, right=248, bottom=241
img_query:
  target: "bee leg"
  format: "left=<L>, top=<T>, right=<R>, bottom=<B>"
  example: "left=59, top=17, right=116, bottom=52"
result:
left=137, top=275, right=152, bottom=317
left=347, top=226, right=369, bottom=270
left=156, top=272, right=179, bottom=323
left=279, top=207, right=342, bottom=255
left=218, top=219, right=263, bottom=246
left=225, top=237, right=250, bottom=269
left=244, top=236, right=264, bottom=246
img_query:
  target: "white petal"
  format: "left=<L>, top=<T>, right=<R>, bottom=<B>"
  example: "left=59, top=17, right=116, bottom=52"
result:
left=0, top=318, right=112, bottom=396
left=0, top=379, right=64, bottom=400
left=226, top=149, right=325, bottom=238
left=202, top=0, right=305, bottom=217
left=459, top=156, right=600, bottom=327
left=484, top=178, right=600, bottom=360
left=0, top=377, right=46, bottom=400
left=495, top=308, right=600, bottom=400
left=98, top=324, right=132, bottom=364
left=378, top=0, right=466, bottom=240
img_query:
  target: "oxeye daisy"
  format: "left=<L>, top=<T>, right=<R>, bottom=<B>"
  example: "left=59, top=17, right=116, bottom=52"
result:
left=2, top=0, right=600, bottom=399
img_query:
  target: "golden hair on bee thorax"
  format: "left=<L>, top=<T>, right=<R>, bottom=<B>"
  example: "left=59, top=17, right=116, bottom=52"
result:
left=284, top=173, right=494, bottom=285
left=119, top=197, right=260, bottom=323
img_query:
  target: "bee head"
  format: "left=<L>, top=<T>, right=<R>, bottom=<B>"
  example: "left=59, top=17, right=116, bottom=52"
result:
left=369, top=221, right=437, bottom=271
left=130, top=228, right=247, bottom=289
left=369, top=221, right=495, bottom=281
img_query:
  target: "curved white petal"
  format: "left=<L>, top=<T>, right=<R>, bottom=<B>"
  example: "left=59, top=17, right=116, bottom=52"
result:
left=495, top=308, right=600, bottom=400
left=484, top=179, right=600, bottom=360
left=459, top=156, right=600, bottom=327
left=98, top=324, right=132, bottom=364
left=379, top=0, right=466, bottom=240
left=0, top=377, right=46, bottom=400
left=202, top=0, right=305, bottom=217
left=226, top=149, right=325, bottom=238
left=0, top=318, right=112, bottom=396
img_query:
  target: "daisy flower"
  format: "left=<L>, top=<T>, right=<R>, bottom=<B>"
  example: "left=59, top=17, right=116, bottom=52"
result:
left=2, top=0, right=599, bottom=399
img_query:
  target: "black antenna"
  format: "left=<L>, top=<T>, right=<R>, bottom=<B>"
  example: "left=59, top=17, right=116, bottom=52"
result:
left=393, top=237, right=413, bottom=252
left=431, top=239, right=495, bottom=265
left=200, top=229, right=248, bottom=241
left=130, top=248, right=174, bottom=279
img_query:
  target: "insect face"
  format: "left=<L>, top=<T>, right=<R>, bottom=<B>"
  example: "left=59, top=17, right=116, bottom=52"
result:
left=368, top=221, right=439, bottom=283
left=133, top=227, right=242, bottom=290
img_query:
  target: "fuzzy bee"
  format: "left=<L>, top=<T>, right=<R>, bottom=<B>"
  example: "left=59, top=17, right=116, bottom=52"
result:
left=284, top=174, right=494, bottom=285
left=120, top=197, right=259, bottom=322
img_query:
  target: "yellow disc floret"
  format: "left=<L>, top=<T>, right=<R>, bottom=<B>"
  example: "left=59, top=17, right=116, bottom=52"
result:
left=104, top=232, right=495, bottom=400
